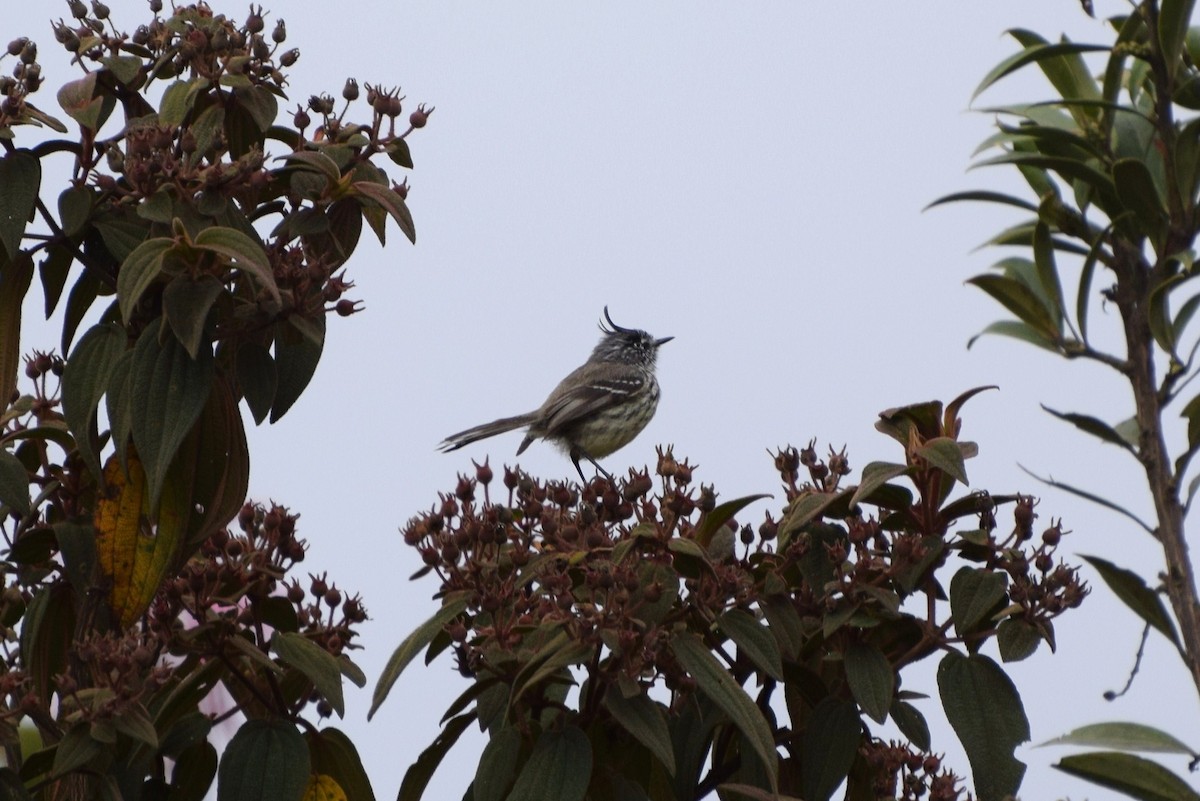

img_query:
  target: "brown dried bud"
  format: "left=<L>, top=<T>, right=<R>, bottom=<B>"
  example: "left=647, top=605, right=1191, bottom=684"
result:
left=334, top=299, right=362, bottom=316
left=6, top=39, right=26, bottom=57
left=1041, top=522, right=1062, bottom=547
left=309, top=573, right=328, bottom=598
left=342, top=78, right=359, bottom=102
left=279, top=48, right=299, bottom=68
left=409, top=103, right=433, bottom=128
left=272, top=19, right=287, bottom=44
left=90, top=1, right=110, bottom=20
left=246, top=7, right=265, bottom=34
left=68, top=0, right=87, bottom=19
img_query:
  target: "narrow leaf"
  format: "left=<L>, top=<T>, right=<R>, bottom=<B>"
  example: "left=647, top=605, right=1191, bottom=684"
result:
left=396, top=713, right=476, bottom=801
left=972, top=39, right=1108, bottom=101
left=1082, top=555, right=1181, bottom=648
left=1055, top=751, right=1200, bottom=801
left=369, top=594, right=468, bottom=719
left=1041, top=722, right=1196, bottom=755
left=61, top=323, right=127, bottom=480
left=1042, top=405, right=1138, bottom=454
left=672, top=632, right=778, bottom=788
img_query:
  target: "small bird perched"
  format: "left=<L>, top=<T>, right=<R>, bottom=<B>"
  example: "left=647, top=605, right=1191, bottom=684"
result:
left=439, top=307, right=673, bottom=483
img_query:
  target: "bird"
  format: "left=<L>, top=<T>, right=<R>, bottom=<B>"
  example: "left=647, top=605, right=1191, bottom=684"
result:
left=438, top=307, right=672, bottom=483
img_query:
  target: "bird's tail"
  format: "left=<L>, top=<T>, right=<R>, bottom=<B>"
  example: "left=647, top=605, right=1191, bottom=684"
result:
left=438, top=413, right=537, bottom=452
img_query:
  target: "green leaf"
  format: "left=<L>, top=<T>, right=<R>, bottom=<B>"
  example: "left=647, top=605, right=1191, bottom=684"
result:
left=170, top=741, right=218, bottom=801
left=397, top=713, right=476, bottom=801
left=1055, top=752, right=1200, bottom=801
left=233, top=85, right=278, bottom=133
left=236, top=342, right=277, bottom=425
left=1081, top=555, right=1181, bottom=648
left=1159, top=0, right=1198, bottom=80
left=271, top=315, right=324, bottom=423
left=603, top=686, right=677, bottom=775
left=129, top=323, right=214, bottom=508
left=159, top=78, right=210, bottom=128
left=716, top=608, right=784, bottom=681
left=117, top=237, right=174, bottom=323
left=915, top=437, right=970, bottom=486
left=369, top=594, right=468, bottom=719
left=972, top=37, right=1108, bottom=101
left=801, top=698, right=861, bottom=801
left=849, top=462, right=912, bottom=510
left=272, top=632, right=344, bottom=718
left=949, top=567, right=1008, bottom=637
left=1020, top=464, right=1156, bottom=534
left=0, top=449, right=30, bottom=518
left=56, top=73, right=104, bottom=130
left=304, top=727, right=376, bottom=801
left=997, top=618, right=1042, bottom=662
left=163, top=274, right=223, bottom=359
left=216, top=719, right=310, bottom=801
left=51, top=723, right=102, bottom=777
left=473, top=726, right=520, bottom=801
left=112, top=701, right=158, bottom=748
left=967, top=273, right=1060, bottom=340
left=38, top=242, right=74, bottom=319
left=844, top=643, right=894, bottom=724
left=61, top=323, right=127, bottom=481
left=671, top=632, right=778, bottom=788
left=1041, top=722, right=1196, bottom=756
left=924, top=190, right=1038, bottom=213
left=760, top=596, right=803, bottom=661
left=279, top=150, right=342, bottom=183
left=1042, top=405, right=1138, bottom=454
left=0, top=252, right=33, bottom=411
left=192, top=226, right=278, bottom=306
left=352, top=181, right=416, bottom=244
left=507, top=726, right=592, bottom=801
left=1114, top=157, right=1168, bottom=239
left=695, top=494, right=770, bottom=548
left=938, top=651, right=1029, bottom=801
left=890, top=700, right=931, bottom=752
left=0, top=150, right=40, bottom=259
left=1031, top=221, right=1066, bottom=330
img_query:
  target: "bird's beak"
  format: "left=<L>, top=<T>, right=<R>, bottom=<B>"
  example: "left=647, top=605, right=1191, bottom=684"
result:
left=655, top=336, right=674, bottom=347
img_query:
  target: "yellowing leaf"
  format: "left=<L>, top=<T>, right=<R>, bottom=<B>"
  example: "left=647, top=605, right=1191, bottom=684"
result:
left=94, top=450, right=194, bottom=627
left=302, top=774, right=347, bottom=801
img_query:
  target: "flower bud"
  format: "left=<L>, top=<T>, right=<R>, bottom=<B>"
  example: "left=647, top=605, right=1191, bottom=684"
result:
left=342, top=78, right=359, bottom=102
left=68, top=0, right=87, bottom=19
left=6, top=39, right=26, bottom=57
left=279, top=47, right=299, bottom=67
left=271, top=19, right=287, bottom=44
left=91, top=1, right=110, bottom=20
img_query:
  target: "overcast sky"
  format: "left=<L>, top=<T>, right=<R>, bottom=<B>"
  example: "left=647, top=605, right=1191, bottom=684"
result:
left=9, top=1, right=1195, bottom=799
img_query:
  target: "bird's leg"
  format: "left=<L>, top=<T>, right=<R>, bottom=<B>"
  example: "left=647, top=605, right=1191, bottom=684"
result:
left=570, top=447, right=615, bottom=485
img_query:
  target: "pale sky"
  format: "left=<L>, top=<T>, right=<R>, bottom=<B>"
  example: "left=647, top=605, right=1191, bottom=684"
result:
left=8, top=2, right=1194, bottom=799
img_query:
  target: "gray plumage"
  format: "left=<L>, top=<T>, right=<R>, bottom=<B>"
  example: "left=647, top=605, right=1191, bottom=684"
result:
left=438, top=307, right=672, bottom=482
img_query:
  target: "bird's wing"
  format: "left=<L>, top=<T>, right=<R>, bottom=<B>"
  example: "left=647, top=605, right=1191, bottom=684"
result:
left=540, top=373, right=647, bottom=437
